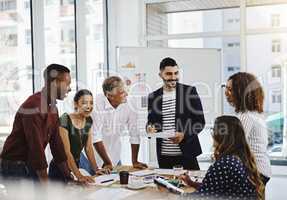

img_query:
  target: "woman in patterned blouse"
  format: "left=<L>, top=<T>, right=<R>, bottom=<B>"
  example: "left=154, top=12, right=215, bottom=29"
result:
left=181, top=116, right=265, bottom=199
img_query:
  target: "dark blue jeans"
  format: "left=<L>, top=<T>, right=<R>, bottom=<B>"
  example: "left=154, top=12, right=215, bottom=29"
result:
left=0, top=159, right=38, bottom=181
left=79, top=152, right=121, bottom=174
left=48, top=159, right=70, bottom=182
left=79, top=153, right=96, bottom=176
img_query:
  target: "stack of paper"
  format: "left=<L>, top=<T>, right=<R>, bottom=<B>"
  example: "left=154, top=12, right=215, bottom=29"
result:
left=130, top=169, right=156, bottom=177
left=91, top=174, right=119, bottom=186
left=154, top=168, right=186, bottom=176
left=146, top=131, right=176, bottom=138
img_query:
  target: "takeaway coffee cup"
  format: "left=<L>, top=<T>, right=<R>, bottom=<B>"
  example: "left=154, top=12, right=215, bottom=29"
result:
left=119, top=171, right=129, bottom=185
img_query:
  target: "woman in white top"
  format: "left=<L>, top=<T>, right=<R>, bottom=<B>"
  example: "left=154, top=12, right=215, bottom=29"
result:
left=225, top=72, right=271, bottom=185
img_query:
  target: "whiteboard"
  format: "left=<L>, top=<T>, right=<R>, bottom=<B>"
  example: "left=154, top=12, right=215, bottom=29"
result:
left=116, top=47, right=223, bottom=165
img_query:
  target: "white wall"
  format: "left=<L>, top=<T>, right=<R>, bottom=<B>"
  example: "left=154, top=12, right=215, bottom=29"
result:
left=107, top=0, right=149, bottom=165
left=107, top=0, right=145, bottom=71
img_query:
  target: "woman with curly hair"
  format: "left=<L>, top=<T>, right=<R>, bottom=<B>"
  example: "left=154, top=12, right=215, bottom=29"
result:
left=225, top=72, right=271, bottom=185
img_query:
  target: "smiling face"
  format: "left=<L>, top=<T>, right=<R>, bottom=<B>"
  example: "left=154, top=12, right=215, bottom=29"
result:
left=225, top=79, right=234, bottom=106
left=55, top=72, right=71, bottom=100
left=74, top=94, right=93, bottom=118
left=159, top=66, right=179, bottom=90
left=107, top=81, right=128, bottom=106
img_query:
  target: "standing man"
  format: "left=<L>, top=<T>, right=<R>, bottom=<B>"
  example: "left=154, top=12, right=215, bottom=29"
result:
left=0, top=64, right=72, bottom=183
left=147, top=57, right=205, bottom=170
left=80, top=76, right=147, bottom=171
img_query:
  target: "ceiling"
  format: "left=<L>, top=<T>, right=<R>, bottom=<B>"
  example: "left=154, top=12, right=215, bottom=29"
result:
left=146, top=0, right=287, bottom=13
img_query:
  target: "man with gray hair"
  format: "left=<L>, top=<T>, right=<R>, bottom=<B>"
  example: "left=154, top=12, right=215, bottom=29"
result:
left=80, top=76, right=147, bottom=172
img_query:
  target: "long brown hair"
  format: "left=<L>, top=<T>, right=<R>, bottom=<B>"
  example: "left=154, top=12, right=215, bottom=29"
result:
left=213, top=115, right=265, bottom=200
left=228, top=72, right=264, bottom=113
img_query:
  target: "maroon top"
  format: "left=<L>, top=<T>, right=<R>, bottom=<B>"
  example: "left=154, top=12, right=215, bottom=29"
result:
left=1, top=91, right=70, bottom=176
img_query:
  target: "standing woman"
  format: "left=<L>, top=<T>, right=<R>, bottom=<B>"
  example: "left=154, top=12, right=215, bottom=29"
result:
left=49, top=89, right=107, bottom=184
left=225, top=72, right=272, bottom=185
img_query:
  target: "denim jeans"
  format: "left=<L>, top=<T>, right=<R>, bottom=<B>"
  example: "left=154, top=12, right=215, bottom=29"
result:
left=48, top=159, right=70, bottom=182
left=79, top=153, right=121, bottom=174
left=0, top=159, right=38, bottom=181
left=79, top=153, right=95, bottom=175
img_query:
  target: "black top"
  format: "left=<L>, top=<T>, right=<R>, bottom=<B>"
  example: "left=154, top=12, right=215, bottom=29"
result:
left=59, top=113, right=93, bottom=163
left=190, top=155, right=257, bottom=199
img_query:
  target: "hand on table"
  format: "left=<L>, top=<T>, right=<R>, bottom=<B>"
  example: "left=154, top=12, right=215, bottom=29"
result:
left=95, top=168, right=110, bottom=175
left=132, top=161, right=148, bottom=169
left=102, top=163, right=113, bottom=171
left=77, top=175, right=95, bottom=185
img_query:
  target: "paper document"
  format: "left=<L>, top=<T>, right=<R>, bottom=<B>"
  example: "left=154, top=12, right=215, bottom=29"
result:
left=154, top=168, right=186, bottom=176
left=91, top=174, right=119, bottom=186
left=130, top=169, right=156, bottom=177
left=146, top=131, right=176, bottom=138
left=188, top=170, right=207, bottom=178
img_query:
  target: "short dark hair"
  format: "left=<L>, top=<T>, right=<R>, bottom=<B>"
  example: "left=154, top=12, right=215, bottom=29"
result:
left=43, top=63, right=70, bottom=83
left=159, top=57, right=177, bottom=71
left=74, top=89, right=93, bottom=102
left=102, top=76, right=123, bottom=95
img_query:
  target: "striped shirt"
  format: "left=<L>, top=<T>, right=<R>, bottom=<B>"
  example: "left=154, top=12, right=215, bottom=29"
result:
left=237, top=111, right=272, bottom=178
left=161, top=90, right=182, bottom=156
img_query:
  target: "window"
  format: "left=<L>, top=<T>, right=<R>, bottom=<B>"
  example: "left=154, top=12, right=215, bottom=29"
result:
left=271, top=65, right=281, bottom=78
left=0, top=28, right=17, bottom=47
left=247, top=3, right=287, bottom=153
left=85, top=0, right=105, bottom=94
left=24, top=1, right=30, bottom=9
left=272, top=92, right=282, bottom=103
left=25, top=29, right=31, bottom=45
left=272, top=39, right=281, bottom=52
left=271, top=14, right=280, bottom=27
left=227, top=42, right=240, bottom=48
left=0, top=0, right=16, bottom=11
left=44, top=0, right=76, bottom=84
left=60, top=0, right=74, bottom=6
left=0, top=0, right=32, bottom=132
left=227, top=18, right=239, bottom=24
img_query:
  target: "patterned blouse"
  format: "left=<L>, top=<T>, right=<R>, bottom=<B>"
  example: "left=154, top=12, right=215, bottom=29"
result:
left=187, top=155, right=257, bottom=199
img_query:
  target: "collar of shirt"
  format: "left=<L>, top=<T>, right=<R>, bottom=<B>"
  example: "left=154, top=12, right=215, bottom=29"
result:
left=103, top=96, right=116, bottom=111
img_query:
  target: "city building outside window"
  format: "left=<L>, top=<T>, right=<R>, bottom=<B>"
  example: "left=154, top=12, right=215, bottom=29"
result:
left=272, top=39, right=281, bottom=52
left=271, top=65, right=281, bottom=78
left=271, top=14, right=280, bottom=27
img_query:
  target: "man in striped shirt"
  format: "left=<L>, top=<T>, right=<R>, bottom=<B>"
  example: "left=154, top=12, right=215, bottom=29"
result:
left=147, top=57, right=205, bottom=170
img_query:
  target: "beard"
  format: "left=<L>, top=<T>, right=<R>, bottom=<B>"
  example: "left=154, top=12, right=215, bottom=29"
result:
left=163, top=78, right=178, bottom=88
left=56, top=87, right=66, bottom=100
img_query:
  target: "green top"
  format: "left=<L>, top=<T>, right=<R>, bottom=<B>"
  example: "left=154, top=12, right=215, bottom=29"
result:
left=59, top=113, right=93, bottom=163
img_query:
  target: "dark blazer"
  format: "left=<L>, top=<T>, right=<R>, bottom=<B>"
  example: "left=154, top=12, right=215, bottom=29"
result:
left=147, top=83, right=205, bottom=160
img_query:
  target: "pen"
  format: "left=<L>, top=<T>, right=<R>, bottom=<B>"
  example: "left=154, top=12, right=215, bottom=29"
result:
left=101, top=179, right=114, bottom=184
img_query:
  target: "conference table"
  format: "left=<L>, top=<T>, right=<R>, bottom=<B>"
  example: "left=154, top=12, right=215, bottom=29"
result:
left=74, top=165, right=199, bottom=200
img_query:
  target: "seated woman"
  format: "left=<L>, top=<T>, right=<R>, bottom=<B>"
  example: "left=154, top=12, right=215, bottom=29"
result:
left=225, top=72, right=271, bottom=185
left=181, top=116, right=264, bottom=199
left=49, top=89, right=107, bottom=184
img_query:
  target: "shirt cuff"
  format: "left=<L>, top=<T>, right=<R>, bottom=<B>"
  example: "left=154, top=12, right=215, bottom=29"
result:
left=129, top=136, right=140, bottom=144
